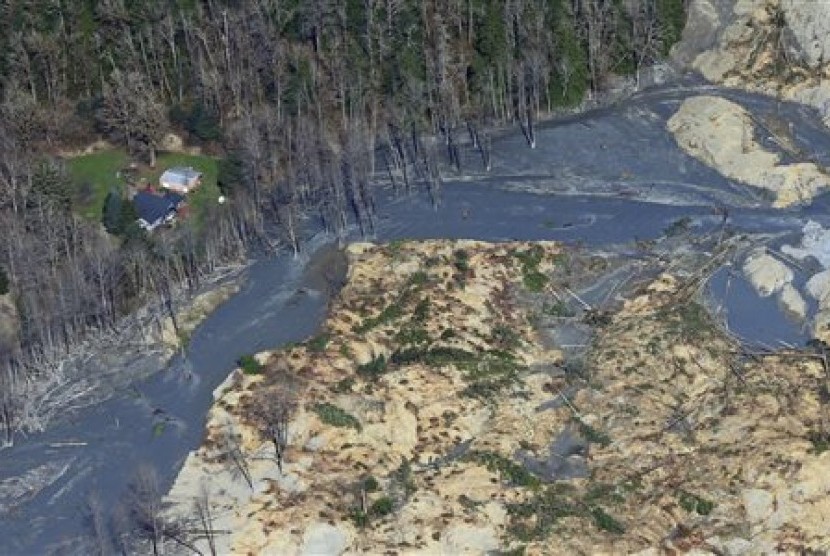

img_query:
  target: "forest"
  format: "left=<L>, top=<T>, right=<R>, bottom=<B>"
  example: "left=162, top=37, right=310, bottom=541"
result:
left=0, top=0, right=686, bottom=438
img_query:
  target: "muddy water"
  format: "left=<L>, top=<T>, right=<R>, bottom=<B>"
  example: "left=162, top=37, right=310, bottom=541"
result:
left=2, top=82, right=830, bottom=554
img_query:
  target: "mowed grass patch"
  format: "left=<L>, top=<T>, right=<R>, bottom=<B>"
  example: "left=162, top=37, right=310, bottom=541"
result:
left=67, top=149, right=221, bottom=228
left=66, top=148, right=129, bottom=219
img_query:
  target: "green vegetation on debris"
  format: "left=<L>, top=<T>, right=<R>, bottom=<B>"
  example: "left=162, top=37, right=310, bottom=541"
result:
left=466, top=450, right=540, bottom=488
left=308, top=333, right=330, bottom=353
left=313, top=403, right=362, bottom=431
left=677, top=490, right=715, bottom=516
left=506, top=483, right=627, bottom=540
left=514, top=245, right=549, bottom=292
left=0, top=266, right=8, bottom=295
left=238, top=354, right=262, bottom=375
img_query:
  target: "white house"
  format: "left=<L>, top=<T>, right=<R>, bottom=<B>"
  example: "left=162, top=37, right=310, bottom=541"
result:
left=160, top=166, right=202, bottom=194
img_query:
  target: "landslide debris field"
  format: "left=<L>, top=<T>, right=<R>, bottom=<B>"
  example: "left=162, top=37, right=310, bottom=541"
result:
left=7, top=82, right=830, bottom=554
left=167, top=238, right=830, bottom=554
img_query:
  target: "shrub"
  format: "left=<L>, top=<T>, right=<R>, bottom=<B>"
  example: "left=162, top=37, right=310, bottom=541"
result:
left=355, top=301, right=405, bottom=332
left=460, top=375, right=517, bottom=400
left=492, top=324, right=520, bottom=349
left=408, top=271, right=429, bottom=286
left=357, top=354, right=388, bottom=379
left=523, top=271, right=548, bottom=292
left=391, top=458, right=417, bottom=499
left=590, top=507, right=625, bottom=533
left=494, top=547, right=527, bottom=556
left=363, top=476, right=380, bottom=492
left=657, top=0, right=687, bottom=54
left=440, top=328, right=456, bottom=340
left=369, top=496, right=394, bottom=517
left=313, top=403, right=362, bottom=431
left=412, top=298, right=430, bottom=322
left=660, top=302, right=712, bottom=341
left=466, top=451, right=540, bottom=488
left=577, top=420, right=611, bottom=447
left=664, top=216, right=692, bottom=237
left=217, top=153, right=243, bottom=196
left=349, top=509, right=369, bottom=527
left=395, top=326, right=430, bottom=346
left=515, top=246, right=549, bottom=292
left=677, top=491, right=715, bottom=516
left=308, top=333, right=330, bottom=353
left=808, top=430, right=830, bottom=454
left=514, top=245, right=544, bottom=269
left=332, top=377, right=355, bottom=393
left=543, top=301, right=574, bottom=317
left=425, top=255, right=440, bottom=267
left=454, top=249, right=470, bottom=272
left=0, top=266, right=8, bottom=295
left=387, top=239, right=406, bottom=257
left=238, top=354, right=262, bottom=375
left=102, top=189, right=123, bottom=235
left=391, top=346, right=477, bottom=367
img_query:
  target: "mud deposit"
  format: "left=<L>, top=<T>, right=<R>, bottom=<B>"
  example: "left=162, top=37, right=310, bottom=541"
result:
left=2, top=82, right=830, bottom=554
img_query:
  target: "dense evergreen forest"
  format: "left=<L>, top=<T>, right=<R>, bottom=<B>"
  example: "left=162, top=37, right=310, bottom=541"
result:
left=0, top=0, right=685, bottom=437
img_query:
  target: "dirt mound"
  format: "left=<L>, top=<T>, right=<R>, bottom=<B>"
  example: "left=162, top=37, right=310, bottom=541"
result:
left=668, top=95, right=830, bottom=206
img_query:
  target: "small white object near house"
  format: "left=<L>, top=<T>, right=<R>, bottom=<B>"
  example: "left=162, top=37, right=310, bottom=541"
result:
left=218, top=195, right=226, bottom=204
left=160, top=166, right=202, bottom=194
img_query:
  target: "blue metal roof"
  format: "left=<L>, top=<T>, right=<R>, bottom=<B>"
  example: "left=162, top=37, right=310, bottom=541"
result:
left=134, top=191, right=179, bottom=225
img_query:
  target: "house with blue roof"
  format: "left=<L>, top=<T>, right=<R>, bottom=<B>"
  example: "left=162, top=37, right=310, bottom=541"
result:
left=134, top=191, right=184, bottom=231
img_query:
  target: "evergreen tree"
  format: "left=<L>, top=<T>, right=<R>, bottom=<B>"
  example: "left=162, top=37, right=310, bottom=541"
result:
left=657, top=0, right=687, bottom=54
left=218, top=154, right=244, bottom=196
left=0, top=266, right=9, bottom=296
left=119, top=198, right=143, bottom=241
left=102, top=190, right=123, bottom=235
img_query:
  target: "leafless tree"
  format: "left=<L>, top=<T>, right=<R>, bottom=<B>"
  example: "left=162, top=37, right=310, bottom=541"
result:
left=630, top=0, right=665, bottom=88
left=218, top=421, right=253, bottom=489
left=127, top=464, right=166, bottom=556
left=0, top=361, right=18, bottom=447
left=578, top=0, right=617, bottom=94
left=85, top=491, right=113, bottom=556
left=98, top=70, right=167, bottom=167
left=126, top=464, right=201, bottom=555
left=193, top=482, right=217, bottom=556
left=250, top=385, right=297, bottom=473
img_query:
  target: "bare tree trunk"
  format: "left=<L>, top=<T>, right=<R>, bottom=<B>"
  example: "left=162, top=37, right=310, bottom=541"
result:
left=220, top=422, right=253, bottom=489
left=194, top=483, right=217, bottom=556
left=86, top=492, right=113, bottom=556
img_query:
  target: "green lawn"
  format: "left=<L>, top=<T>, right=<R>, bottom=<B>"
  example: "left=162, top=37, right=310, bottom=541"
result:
left=67, top=149, right=221, bottom=227
left=66, top=149, right=129, bottom=219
